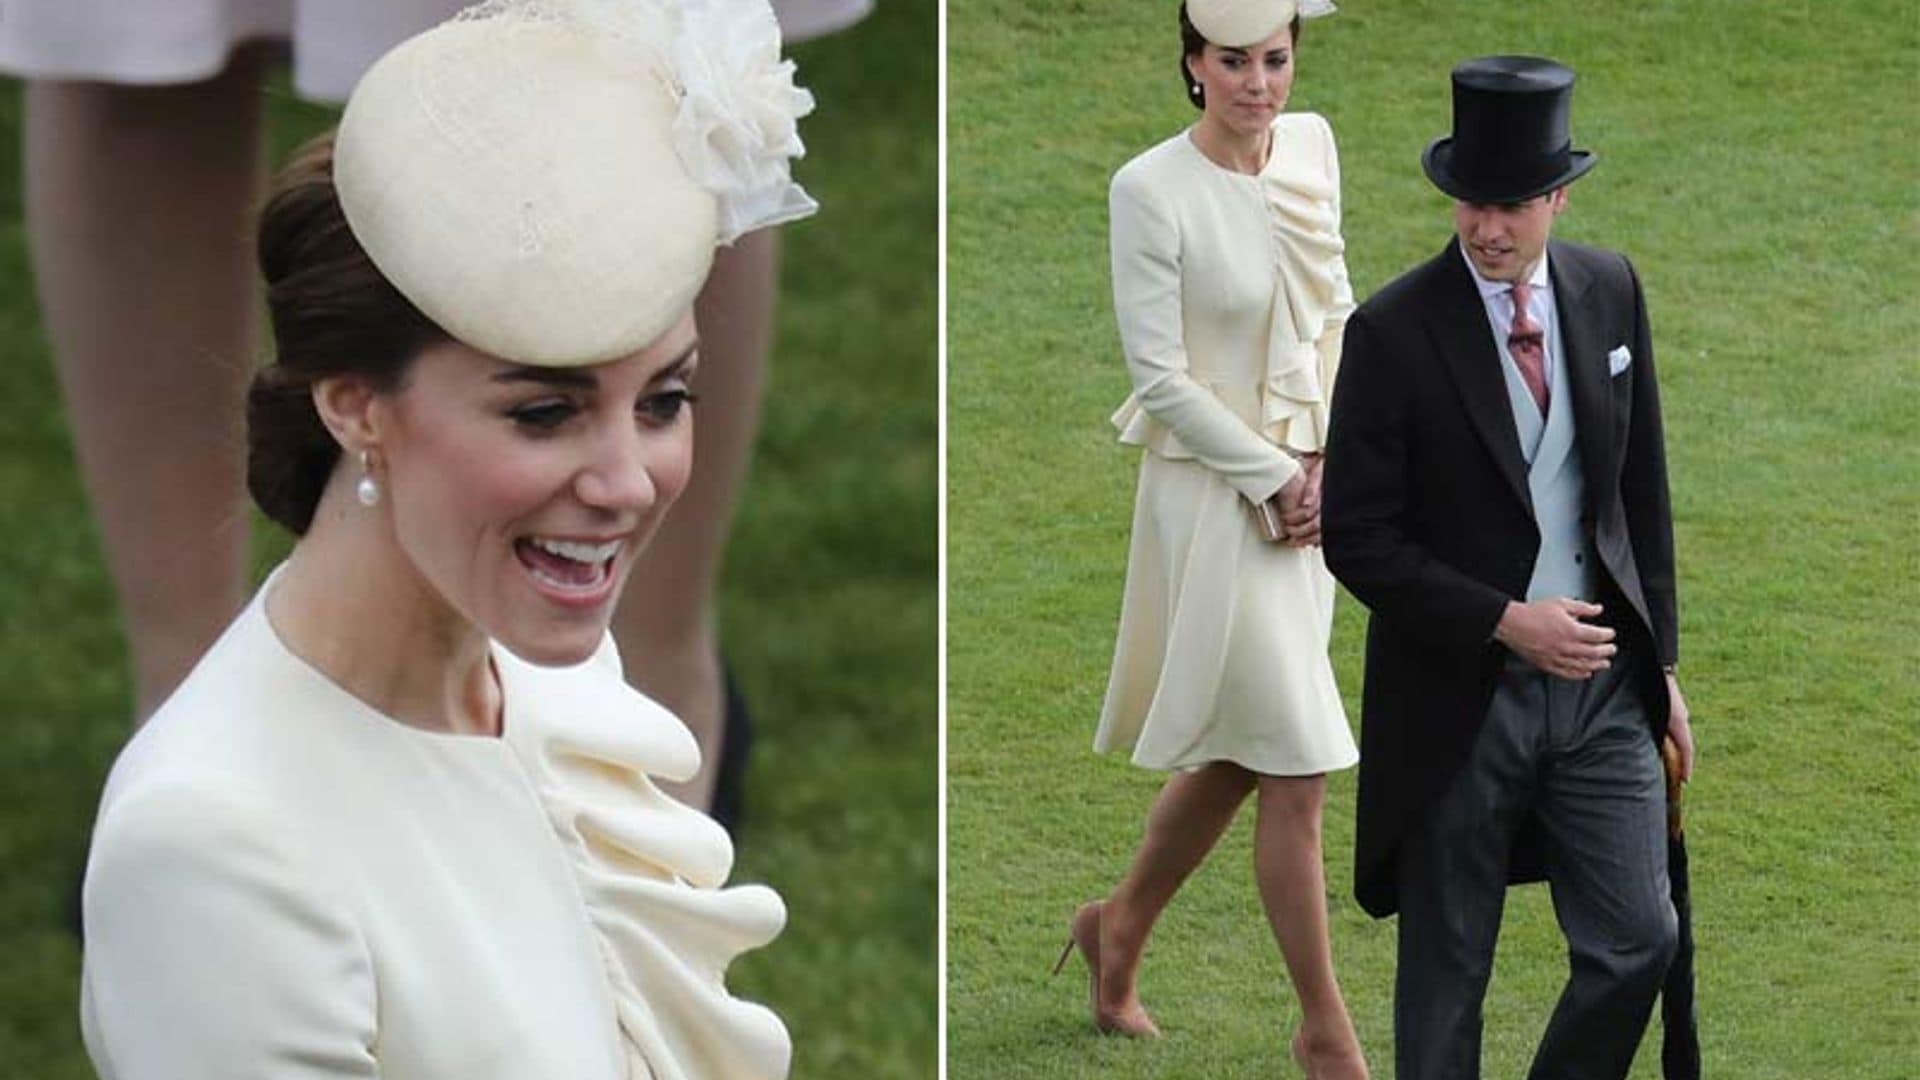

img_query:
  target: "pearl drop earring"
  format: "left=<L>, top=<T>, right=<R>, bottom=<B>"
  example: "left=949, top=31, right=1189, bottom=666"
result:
left=356, top=450, right=381, bottom=507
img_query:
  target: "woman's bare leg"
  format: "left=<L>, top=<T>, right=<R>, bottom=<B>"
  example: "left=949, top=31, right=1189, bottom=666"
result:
left=614, top=228, right=781, bottom=812
left=1254, top=774, right=1367, bottom=1077
left=26, top=54, right=269, bottom=721
left=1099, top=761, right=1258, bottom=1020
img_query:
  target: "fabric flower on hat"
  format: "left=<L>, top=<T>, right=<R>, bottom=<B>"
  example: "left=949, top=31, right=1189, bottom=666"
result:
left=669, top=0, right=819, bottom=244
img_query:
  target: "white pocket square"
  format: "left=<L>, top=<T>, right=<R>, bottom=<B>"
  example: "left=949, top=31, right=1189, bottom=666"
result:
left=1608, top=345, right=1633, bottom=375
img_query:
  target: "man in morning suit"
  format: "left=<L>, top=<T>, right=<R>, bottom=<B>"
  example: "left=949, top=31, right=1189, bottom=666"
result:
left=1321, top=56, right=1697, bottom=1079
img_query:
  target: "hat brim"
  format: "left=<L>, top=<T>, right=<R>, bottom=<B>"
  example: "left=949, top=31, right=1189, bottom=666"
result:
left=1421, top=137, right=1596, bottom=203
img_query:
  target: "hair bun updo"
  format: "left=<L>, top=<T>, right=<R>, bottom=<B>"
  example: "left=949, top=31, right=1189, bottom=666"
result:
left=248, top=135, right=447, bottom=535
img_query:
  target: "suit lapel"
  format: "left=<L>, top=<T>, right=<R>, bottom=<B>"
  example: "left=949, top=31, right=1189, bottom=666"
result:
left=1551, top=243, right=1615, bottom=510
left=1427, top=240, right=1532, bottom=516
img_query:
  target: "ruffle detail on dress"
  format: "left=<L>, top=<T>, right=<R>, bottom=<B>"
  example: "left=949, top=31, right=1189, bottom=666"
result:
left=1257, top=130, right=1352, bottom=454
left=1262, top=335, right=1328, bottom=453
left=498, top=647, right=791, bottom=1080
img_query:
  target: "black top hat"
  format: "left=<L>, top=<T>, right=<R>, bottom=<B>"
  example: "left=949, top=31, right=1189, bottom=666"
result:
left=1422, top=55, right=1596, bottom=203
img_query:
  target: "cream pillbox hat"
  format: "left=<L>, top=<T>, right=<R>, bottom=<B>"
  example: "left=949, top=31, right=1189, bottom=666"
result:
left=1185, top=0, right=1336, bottom=49
left=334, top=0, right=817, bottom=367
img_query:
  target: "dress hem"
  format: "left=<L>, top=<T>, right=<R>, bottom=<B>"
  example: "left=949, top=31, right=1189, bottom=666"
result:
left=1095, top=740, right=1360, bottom=779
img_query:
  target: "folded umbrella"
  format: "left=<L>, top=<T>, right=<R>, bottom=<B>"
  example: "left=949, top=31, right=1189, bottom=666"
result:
left=1660, top=736, right=1700, bottom=1080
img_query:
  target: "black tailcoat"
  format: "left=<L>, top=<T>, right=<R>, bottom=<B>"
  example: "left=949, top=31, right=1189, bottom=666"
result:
left=1323, top=237, right=1679, bottom=918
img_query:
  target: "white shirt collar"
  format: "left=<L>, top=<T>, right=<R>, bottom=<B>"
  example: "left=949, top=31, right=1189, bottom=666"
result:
left=1459, top=243, right=1551, bottom=300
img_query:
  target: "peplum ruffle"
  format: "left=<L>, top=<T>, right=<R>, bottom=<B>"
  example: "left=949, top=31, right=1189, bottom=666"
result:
left=498, top=645, right=791, bottom=1080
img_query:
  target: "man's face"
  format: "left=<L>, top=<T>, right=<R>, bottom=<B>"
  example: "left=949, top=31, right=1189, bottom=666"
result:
left=1454, top=187, right=1568, bottom=282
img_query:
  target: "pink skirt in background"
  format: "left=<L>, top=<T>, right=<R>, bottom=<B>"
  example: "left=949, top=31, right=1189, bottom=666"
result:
left=0, top=0, right=873, bottom=102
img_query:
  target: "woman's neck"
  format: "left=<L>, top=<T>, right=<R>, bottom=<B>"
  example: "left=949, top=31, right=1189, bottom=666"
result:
left=267, top=474, right=502, bottom=738
left=1189, top=112, right=1273, bottom=175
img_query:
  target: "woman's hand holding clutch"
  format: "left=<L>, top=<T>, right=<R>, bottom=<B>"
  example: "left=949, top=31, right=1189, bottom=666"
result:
left=1257, top=458, right=1322, bottom=547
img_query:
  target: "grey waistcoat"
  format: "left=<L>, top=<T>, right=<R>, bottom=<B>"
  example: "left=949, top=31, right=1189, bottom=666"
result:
left=1499, top=311, right=1599, bottom=602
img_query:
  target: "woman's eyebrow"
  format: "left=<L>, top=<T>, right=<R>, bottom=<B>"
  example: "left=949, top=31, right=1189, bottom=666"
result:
left=491, top=367, right=598, bottom=389
left=489, top=339, right=700, bottom=388
left=652, top=342, right=701, bottom=384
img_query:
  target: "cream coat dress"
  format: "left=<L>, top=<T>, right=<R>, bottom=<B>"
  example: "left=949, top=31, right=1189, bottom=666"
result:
left=81, top=573, right=788, bottom=1080
left=1094, top=113, right=1360, bottom=776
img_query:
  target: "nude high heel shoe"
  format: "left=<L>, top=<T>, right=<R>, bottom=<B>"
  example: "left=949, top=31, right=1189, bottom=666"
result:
left=1050, top=899, right=1161, bottom=1038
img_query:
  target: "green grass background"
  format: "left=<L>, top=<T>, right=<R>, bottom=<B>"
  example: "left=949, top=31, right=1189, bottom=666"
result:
left=949, top=1, right=1917, bottom=1076
left=0, top=2, right=935, bottom=1076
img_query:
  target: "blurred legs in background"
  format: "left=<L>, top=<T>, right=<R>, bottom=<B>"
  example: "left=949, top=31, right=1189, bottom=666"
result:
left=618, top=228, right=782, bottom=821
left=24, top=51, right=269, bottom=722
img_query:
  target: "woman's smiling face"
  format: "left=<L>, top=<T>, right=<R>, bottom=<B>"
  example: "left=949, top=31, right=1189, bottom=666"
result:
left=369, top=314, right=699, bottom=667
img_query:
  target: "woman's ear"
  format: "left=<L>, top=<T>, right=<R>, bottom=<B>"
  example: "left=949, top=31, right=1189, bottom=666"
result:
left=311, top=374, right=384, bottom=456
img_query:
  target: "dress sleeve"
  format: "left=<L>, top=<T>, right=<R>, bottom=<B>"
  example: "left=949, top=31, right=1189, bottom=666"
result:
left=1109, top=165, right=1300, bottom=503
left=81, top=785, right=380, bottom=1080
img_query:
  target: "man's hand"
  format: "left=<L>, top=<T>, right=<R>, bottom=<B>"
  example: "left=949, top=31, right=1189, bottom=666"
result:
left=1493, top=598, right=1616, bottom=679
left=1300, top=452, right=1325, bottom=513
left=1665, top=672, right=1694, bottom=782
left=1269, top=455, right=1322, bottom=547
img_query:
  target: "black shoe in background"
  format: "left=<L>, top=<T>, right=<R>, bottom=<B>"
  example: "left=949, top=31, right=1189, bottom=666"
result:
left=710, top=661, right=754, bottom=839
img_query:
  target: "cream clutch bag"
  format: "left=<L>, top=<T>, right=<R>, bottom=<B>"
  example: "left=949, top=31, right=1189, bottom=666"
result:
left=1250, top=498, right=1288, bottom=543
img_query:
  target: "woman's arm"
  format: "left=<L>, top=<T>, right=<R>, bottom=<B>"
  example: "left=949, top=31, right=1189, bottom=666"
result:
left=81, top=785, right=380, bottom=1079
left=1110, top=167, right=1300, bottom=503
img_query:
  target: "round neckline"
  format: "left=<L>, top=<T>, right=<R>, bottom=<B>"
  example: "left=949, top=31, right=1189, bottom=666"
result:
left=1184, top=120, right=1278, bottom=179
left=254, top=566, right=514, bottom=750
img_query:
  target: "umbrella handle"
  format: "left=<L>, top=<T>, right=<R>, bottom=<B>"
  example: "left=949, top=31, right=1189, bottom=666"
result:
left=1661, top=734, right=1685, bottom=839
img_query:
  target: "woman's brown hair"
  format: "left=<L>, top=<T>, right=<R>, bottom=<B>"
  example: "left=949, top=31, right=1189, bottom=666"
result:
left=248, top=134, right=449, bottom=534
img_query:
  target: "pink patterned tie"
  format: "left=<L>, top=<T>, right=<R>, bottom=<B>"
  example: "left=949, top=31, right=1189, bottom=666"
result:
left=1508, top=282, right=1549, bottom=416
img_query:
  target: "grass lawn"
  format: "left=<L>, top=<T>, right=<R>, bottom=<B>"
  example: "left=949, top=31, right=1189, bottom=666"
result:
left=0, top=2, right=935, bottom=1076
left=949, top=1, right=1917, bottom=1077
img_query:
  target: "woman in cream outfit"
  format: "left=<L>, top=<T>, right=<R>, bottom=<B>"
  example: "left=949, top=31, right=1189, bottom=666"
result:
left=1062, top=2, right=1366, bottom=1075
left=78, top=3, right=813, bottom=1076
left=0, top=0, right=868, bottom=823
